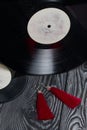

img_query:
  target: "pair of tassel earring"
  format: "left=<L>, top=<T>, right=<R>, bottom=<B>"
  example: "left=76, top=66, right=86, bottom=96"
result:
left=36, top=86, right=81, bottom=120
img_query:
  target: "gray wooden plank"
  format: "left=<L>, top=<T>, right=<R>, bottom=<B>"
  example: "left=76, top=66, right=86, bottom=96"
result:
left=59, top=62, right=87, bottom=130
left=0, top=62, right=87, bottom=130
left=0, top=74, right=66, bottom=130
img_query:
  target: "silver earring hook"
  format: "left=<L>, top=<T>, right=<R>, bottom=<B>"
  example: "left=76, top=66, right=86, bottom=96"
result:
left=43, top=75, right=53, bottom=90
left=34, top=76, right=46, bottom=92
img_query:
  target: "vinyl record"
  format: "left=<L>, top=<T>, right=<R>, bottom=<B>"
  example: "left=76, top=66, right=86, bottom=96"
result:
left=0, top=2, right=87, bottom=75
left=0, top=63, right=12, bottom=90
left=0, top=63, right=27, bottom=103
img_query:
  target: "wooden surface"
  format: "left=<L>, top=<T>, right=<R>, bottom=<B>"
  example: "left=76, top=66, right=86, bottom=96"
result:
left=0, top=3, right=87, bottom=130
left=0, top=62, right=87, bottom=130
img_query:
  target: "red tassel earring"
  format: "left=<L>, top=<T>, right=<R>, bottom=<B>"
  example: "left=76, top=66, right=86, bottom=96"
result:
left=36, top=90, right=54, bottom=120
left=47, top=87, right=81, bottom=109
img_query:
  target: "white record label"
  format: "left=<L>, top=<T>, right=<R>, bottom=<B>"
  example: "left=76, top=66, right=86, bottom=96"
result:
left=0, top=63, right=12, bottom=89
left=27, top=8, right=71, bottom=44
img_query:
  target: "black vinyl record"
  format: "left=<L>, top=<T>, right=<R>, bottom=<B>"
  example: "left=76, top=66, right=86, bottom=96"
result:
left=0, top=2, right=87, bottom=75
left=0, top=75, right=27, bottom=103
left=0, top=63, right=27, bottom=103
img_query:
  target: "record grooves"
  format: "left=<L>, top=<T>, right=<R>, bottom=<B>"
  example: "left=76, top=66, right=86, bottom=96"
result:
left=0, top=1, right=87, bottom=75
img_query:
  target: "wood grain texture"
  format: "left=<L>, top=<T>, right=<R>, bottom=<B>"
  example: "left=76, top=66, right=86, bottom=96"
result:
left=0, top=2, right=87, bottom=130
left=0, top=62, right=87, bottom=130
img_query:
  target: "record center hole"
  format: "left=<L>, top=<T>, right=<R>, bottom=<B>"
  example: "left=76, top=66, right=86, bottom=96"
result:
left=47, top=25, right=51, bottom=28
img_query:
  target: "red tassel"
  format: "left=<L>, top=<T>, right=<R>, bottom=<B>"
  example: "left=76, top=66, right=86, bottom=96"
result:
left=48, top=87, right=81, bottom=109
left=36, top=91, right=54, bottom=120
